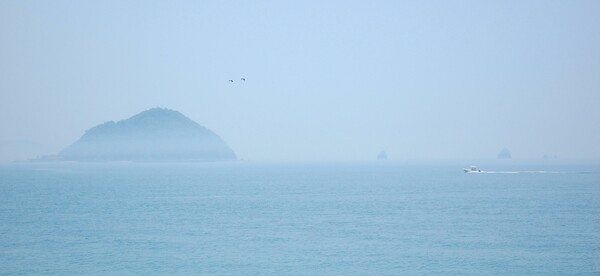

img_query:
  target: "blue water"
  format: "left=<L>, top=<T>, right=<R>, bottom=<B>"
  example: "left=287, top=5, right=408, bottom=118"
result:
left=1, top=162, right=599, bottom=274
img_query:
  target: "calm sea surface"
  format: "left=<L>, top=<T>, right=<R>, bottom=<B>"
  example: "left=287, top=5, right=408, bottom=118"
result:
left=1, top=162, right=599, bottom=275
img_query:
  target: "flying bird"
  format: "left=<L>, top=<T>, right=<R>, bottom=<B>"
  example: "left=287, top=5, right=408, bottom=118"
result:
left=228, top=80, right=234, bottom=82
left=241, top=78, right=245, bottom=81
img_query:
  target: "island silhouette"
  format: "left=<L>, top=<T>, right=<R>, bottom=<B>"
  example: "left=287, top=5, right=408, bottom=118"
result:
left=58, top=108, right=236, bottom=162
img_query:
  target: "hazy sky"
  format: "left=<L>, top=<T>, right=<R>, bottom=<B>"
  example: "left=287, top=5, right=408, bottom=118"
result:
left=1, top=1, right=599, bottom=163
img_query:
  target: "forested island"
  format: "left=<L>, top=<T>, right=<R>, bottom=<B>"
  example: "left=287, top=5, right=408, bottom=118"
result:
left=58, top=108, right=236, bottom=162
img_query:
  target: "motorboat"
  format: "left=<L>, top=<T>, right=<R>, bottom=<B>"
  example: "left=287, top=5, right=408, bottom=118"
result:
left=463, top=166, right=482, bottom=173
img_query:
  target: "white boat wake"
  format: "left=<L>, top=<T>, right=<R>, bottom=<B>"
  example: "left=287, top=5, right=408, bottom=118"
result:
left=464, top=166, right=566, bottom=174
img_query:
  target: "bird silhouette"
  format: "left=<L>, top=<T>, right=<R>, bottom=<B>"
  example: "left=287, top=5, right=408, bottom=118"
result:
left=228, top=80, right=234, bottom=82
left=241, top=78, right=245, bottom=81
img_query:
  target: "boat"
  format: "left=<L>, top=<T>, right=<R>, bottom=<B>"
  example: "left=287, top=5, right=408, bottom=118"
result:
left=463, top=166, right=482, bottom=173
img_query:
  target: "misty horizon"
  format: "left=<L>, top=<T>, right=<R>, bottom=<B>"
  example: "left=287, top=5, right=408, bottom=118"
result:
left=1, top=1, right=599, bottom=163
left=5, top=106, right=597, bottom=165
left=2, top=3, right=600, bottom=274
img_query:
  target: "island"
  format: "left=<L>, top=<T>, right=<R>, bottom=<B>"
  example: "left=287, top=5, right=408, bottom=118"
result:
left=497, top=148, right=511, bottom=159
left=58, top=108, right=236, bottom=162
left=377, top=151, right=388, bottom=161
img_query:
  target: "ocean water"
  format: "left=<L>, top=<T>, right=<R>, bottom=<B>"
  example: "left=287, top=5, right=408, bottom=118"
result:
left=1, top=162, right=599, bottom=275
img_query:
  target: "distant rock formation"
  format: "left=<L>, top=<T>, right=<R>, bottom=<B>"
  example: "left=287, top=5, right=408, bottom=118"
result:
left=377, top=151, right=388, bottom=161
left=59, top=108, right=236, bottom=162
left=497, top=148, right=511, bottom=159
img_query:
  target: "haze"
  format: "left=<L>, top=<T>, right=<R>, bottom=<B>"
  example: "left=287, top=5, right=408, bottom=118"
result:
left=1, top=1, right=599, bottom=163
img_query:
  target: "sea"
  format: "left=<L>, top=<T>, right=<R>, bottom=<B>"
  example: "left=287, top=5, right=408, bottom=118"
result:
left=1, top=162, right=599, bottom=275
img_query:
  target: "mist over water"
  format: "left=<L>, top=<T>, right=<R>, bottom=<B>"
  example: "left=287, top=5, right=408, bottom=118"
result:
left=1, top=1, right=599, bottom=163
left=1, top=1, right=600, bottom=274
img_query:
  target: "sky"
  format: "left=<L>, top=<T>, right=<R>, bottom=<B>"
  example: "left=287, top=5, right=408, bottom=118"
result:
left=1, top=0, right=599, bottom=163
